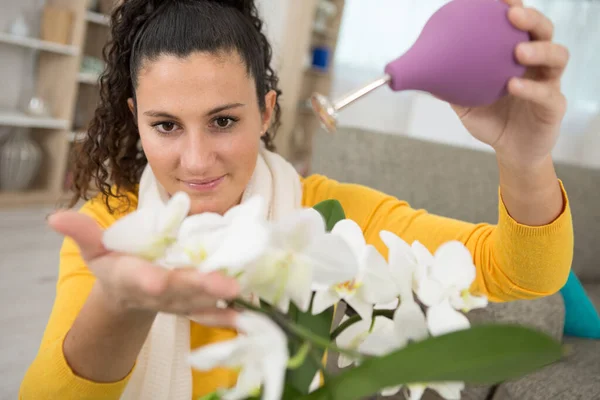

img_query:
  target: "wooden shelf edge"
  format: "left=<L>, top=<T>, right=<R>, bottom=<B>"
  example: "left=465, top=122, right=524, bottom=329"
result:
left=85, top=11, right=110, bottom=27
left=0, top=190, right=63, bottom=208
left=0, top=110, right=70, bottom=130
left=77, top=72, right=100, bottom=85
left=0, top=32, right=79, bottom=56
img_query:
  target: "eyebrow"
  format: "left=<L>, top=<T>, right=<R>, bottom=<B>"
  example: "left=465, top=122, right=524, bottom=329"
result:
left=143, top=103, right=246, bottom=119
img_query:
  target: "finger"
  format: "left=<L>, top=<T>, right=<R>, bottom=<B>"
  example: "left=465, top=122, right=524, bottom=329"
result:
left=48, top=210, right=107, bottom=260
left=157, top=269, right=238, bottom=312
left=516, top=41, right=569, bottom=78
left=131, top=267, right=239, bottom=313
left=509, top=7, right=554, bottom=41
left=508, top=78, right=567, bottom=119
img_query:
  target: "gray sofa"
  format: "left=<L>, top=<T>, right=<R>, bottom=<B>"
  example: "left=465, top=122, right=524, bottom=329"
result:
left=310, top=126, right=600, bottom=400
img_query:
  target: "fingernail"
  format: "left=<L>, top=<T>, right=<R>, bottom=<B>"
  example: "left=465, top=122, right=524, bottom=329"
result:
left=519, top=44, right=533, bottom=58
left=512, top=78, right=525, bottom=90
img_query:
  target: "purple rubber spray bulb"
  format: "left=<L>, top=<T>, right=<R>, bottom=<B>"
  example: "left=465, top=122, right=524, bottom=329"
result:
left=311, top=0, right=531, bottom=133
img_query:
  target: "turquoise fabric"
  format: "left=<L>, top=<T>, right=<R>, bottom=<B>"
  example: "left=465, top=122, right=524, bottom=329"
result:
left=560, top=270, right=600, bottom=339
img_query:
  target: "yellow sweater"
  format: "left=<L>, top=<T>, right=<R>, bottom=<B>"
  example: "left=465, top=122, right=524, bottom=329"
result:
left=20, top=174, right=573, bottom=400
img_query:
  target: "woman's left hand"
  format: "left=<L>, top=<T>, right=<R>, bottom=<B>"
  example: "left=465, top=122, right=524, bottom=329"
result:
left=451, top=0, right=570, bottom=168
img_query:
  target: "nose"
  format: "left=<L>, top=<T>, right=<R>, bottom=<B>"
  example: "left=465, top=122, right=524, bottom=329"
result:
left=179, top=130, right=216, bottom=174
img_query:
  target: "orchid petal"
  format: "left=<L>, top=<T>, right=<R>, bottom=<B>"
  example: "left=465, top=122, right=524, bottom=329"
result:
left=306, top=234, right=359, bottom=288
left=407, top=384, right=426, bottom=400
left=381, top=385, right=402, bottom=397
left=375, top=298, right=399, bottom=310
left=411, top=241, right=434, bottom=268
left=335, top=317, right=371, bottom=350
left=312, top=288, right=340, bottom=315
left=272, top=208, right=325, bottom=252
left=286, top=258, right=314, bottom=312
left=308, top=372, right=321, bottom=393
left=261, top=350, right=288, bottom=400
left=358, top=317, right=399, bottom=356
left=224, top=195, right=267, bottom=222
left=223, top=366, right=262, bottom=400
left=346, top=295, right=373, bottom=323
left=429, top=382, right=465, bottom=400
left=449, top=291, right=488, bottom=312
left=102, top=209, right=159, bottom=255
left=431, top=241, right=476, bottom=290
left=380, top=231, right=416, bottom=301
left=188, top=339, right=242, bottom=371
left=414, top=274, right=446, bottom=307
left=337, top=353, right=355, bottom=369
left=332, top=219, right=366, bottom=260
left=359, top=246, right=398, bottom=304
left=178, top=212, right=226, bottom=240
left=201, top=222, right=270, bottom=274
left=156, top=191, right=190, bottom=235
left=393, top=300, right=429, bottom=342
left=427, top=300, right=470, bottom=337
left=335, top=317, right=371, bottom=368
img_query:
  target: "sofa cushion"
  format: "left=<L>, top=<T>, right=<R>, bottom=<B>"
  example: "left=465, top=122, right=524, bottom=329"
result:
left=495, top=337, right=600, bottom=400
left=585, top=283, right=600, bottom=311
left=467, top=293, right=565, bottom=341
left=311, top=127, right=600, bottom=282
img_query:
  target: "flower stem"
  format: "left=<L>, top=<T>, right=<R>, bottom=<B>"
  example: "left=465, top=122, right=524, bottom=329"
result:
left=330, top=310, right=395, bottom=341
left=288, top=342, right=312, bottom=369
left=233, top=298, right=363, bottom=360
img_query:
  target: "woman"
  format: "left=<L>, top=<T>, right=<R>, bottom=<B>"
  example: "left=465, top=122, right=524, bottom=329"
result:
left=20, top=0, right=573, bottom=398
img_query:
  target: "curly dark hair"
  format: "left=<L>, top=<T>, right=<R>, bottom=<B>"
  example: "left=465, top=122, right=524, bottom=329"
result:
left=69, top=0, right=282, bottom=211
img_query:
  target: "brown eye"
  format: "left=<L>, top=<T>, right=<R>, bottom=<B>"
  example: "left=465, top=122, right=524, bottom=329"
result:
left=153, top=122, right=180, bottom=135
left=214, top=117, right=235, bottom=129
left=160, top=122, right=176, bottom=132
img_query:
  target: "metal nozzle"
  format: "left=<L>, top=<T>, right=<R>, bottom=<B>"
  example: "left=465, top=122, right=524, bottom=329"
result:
left=310, top=74, right=391, bottom=133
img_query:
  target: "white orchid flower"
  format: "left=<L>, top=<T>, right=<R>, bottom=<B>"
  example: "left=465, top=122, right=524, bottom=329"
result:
left=245, top=208, right=359, bottom=313
left=358, top=300, right=464, bottom=400
left=335, top=315, right=396, bottom=368
left=311, top=220, right=398, bottom=322
left=410, top=241, right=487, bottom=335
left=102, top=191, right=190, bottom=261
left=189, top=311, right=288, bottom=400
left=165, top=196, right=270, bottom=276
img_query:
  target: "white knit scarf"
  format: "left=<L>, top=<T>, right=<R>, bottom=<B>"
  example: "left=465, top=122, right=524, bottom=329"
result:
left=120, top=147, right=303, bottom=400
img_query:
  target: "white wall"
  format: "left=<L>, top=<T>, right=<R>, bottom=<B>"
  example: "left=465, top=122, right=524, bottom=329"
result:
left=331, top=0, right=600, bottom=168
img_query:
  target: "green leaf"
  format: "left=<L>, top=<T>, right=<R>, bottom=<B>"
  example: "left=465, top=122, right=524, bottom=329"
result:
left=196, top=392, right=221, bottom=400
left=313, top=199, right=346, bottom=232
left=285, top=299, right=334, bottom=394
left=282, top=383, right=304, bottom=400
left=299, top=324, right=564, bottom=400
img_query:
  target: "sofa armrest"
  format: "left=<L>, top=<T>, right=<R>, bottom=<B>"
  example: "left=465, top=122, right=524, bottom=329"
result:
left=467, top=293, right=565, bottom=341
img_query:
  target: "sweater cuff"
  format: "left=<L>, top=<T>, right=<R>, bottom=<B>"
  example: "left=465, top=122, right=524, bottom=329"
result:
left=498, top=179, right=571, bottom=237
left=48, top=336, right=134, bottom=399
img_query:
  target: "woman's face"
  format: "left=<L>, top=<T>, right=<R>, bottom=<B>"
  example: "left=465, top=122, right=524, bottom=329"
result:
left=131, top=51, right=276, bottom=215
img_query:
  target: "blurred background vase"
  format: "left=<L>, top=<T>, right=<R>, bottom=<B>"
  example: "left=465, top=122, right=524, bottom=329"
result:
left=0, top=130, right=42, bottom=191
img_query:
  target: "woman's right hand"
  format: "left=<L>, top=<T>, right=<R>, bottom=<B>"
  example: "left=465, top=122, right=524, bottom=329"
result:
left=48, top=210, right=240, bottom=327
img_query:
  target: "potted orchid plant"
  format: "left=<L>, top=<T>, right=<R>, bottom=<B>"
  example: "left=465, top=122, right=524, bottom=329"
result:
left=103, top=194, right=564, bottom=400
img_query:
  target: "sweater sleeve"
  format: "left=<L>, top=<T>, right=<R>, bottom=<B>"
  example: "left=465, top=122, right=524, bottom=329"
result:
left=302, top=174, right=573, bottom=302
left=19, top=198, right=135, bottom=400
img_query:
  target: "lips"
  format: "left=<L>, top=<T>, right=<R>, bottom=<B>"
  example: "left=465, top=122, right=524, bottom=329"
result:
left=183, top=176, right=224, bottom=185
left=180, top=175, right=226, bottom=192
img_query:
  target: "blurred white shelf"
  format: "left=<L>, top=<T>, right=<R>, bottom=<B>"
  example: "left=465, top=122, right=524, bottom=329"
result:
left=67, top=131, right=86, bottom=142
left=77, top=72, right=100, bottom=85
left=0, top=32, right=79, bottom=56
left=0, top=109, right=70, bottom=130
left=85, top=11, right=110, bottom=26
